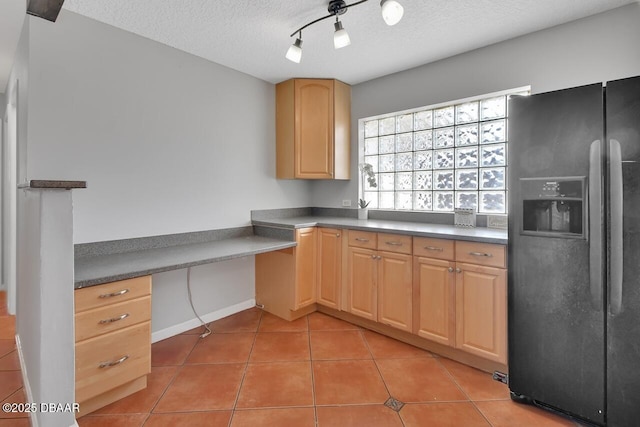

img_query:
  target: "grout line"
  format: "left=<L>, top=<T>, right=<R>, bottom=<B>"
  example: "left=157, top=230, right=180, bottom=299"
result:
left=434, top=357, right=496, bottom=427
left=306, top=315, right=319, bottom=427
left=227, top=310, right=263, bottom=427
left=145, top=346, right=195, bottom=417
left=434, top=357, right=472, bottom=401
left=361, top=330, right=407, bottom=427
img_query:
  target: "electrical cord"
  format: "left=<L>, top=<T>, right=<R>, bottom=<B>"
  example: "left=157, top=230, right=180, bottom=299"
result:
left=186, top=266, right=212, bottom=339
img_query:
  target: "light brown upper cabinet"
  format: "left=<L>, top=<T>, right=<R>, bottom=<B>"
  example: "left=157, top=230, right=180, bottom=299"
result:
left=276, top=79, right=351, bottom=179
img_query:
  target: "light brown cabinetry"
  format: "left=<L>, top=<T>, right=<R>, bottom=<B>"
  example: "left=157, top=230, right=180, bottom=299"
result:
left=316, top=228, right=342, bottom=309
left=276, top=78, right=350, bottom=180
left=412, top=237, right=507, bottom=364
left=413, top=256, right=456, bottom=346
left=74, top=276, right=152, bottom=416
left=256, top=227, right=318, bottom=320
left=346, top=230, right=413, bottom=332
left=454, top=244, right=507, bottom=364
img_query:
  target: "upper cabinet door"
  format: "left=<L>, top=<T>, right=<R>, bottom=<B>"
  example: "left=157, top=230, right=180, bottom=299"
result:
left=276, top=78, right=351, bottom=180
left=295, top=79, right=334, bottom=178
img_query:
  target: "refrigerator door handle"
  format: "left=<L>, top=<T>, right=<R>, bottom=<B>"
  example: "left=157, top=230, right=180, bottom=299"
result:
left=589, top=140, right=603, bottom=311
left=610, top=139, right=623, bottom=316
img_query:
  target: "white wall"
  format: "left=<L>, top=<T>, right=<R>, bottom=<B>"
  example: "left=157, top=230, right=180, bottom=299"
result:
left=26, top=11, right=311, bottom=244
left=151, top=258, right=255, bottom=339
left=311, top=3, right=640, bottom=207
left=3, top=15, right=28, bottom=315
left=20, top=11, right=313, bottom=337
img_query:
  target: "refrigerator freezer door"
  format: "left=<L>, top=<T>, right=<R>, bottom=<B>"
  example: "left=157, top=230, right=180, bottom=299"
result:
left=508, top=83, right=606, bottom=424
left=605, top=75, right=640, bottom=427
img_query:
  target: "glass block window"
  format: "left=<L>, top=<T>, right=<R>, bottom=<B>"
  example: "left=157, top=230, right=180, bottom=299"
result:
left=360, top=88, right=529, bottom=213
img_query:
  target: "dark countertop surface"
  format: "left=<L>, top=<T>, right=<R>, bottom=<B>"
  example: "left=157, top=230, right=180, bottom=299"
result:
left=75, top=235, right=296, bottom=288
left=252, top=216, right=508, bottom=244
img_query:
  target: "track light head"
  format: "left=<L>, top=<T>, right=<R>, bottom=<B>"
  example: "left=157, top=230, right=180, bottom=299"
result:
left=333, top=20, right=351, bottom=49
left=286, top=37, right=303, bottom=63
left=380, top=0, right=404, bottom=26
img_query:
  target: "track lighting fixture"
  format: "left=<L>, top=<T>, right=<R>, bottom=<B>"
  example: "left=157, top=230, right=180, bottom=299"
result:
left=286, top=35, right=303, bottom=63
left=285, top=0, right=404, bottom=63
left=333, top=19, right=351, bottom=49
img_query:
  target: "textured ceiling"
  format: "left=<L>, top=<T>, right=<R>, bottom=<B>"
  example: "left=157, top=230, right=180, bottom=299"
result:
left=60, top=0, right=636, bottom=85
left=0, top=0, right=636, bottom=92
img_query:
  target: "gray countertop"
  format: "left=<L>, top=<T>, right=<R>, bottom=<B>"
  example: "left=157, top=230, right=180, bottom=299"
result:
left=76, top=213, right=506, bottom=289
left=75, top=235, right=296, bottom=288
left=252, top=216, right=508, bottom=245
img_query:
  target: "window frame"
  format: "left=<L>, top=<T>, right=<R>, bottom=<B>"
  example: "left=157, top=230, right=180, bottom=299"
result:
left=358, top=86, right=530, bottom=215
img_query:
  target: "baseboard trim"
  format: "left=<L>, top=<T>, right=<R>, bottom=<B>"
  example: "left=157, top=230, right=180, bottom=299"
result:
left=151, top=299, right=256, bottom=343
left=317, top=306, right=509, bottom=374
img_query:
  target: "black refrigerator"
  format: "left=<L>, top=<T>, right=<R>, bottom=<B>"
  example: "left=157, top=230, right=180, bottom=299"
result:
left=508, top=75, right=640, bottom=427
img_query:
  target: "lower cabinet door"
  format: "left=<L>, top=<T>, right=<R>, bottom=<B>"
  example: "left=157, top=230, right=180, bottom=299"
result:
left=413, top=257, right=456, bottom=346
left=294, top=227, right=317, bottom=309
left=317, top=228, right=342, bottom=309
left=347, top=246, right=377, bottom=321
left=455, top=263, right=507, bottom=364
left=377, top=251, right=412, bottom=332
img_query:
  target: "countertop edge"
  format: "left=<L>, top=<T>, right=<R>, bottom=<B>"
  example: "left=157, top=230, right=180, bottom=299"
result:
left=74, top=238, right=296, bottom=289
left=252, top=218, right=508, bottom=245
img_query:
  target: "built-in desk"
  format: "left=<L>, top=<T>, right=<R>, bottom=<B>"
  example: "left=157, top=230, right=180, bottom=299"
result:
left=75, top=227, right=296, bottom=288
left=72, top=226, right=295, bottom=415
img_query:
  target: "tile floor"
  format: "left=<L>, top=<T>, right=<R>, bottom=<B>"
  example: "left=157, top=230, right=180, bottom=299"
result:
left=0, top=293, right=584, bottom=427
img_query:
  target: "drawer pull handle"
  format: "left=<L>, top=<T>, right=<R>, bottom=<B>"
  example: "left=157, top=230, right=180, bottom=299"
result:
left=98, top=355, right=129, bottom=368
left=99, top=313, right=130, bottom=324
left=385, top=241, right=403, bottom=246
left=98, top=289, right=130, bottom=299
left=469, top=251, right=493, bottom=257
left=425, top=246, right=443, bottom=252
left=355, top=238, right=370, bottom=242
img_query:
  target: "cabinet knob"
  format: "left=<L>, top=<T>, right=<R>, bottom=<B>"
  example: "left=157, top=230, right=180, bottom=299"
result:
left=371, top=254, right=377, bottom=259
left=456, top=268, right=462, bottom=273
left=448, top=267, right=454, bottom=273
left=377, top=255, right=382, bottom=260
left=336, top=233, right=340, bottom=237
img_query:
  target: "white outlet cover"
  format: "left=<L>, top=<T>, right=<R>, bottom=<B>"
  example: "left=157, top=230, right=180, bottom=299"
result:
left=342, top=200, right=352, bottom=207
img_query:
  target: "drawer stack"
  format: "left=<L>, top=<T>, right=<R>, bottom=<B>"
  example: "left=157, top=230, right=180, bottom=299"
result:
left=74, top=276, right=152, bottom=416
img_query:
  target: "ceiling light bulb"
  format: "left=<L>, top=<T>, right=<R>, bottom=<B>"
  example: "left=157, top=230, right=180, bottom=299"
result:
left=333, top=21, right=351, bottom=49
left=285, top=38, right=303, bottom=63
left=380, top=0, right=404, bottom=26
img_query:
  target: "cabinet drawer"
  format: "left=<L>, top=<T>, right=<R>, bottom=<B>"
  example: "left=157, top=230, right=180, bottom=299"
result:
left=75, top=296, right=151, bottom=342
left=377, top=233, right=412, bottom=255
left=413, top=237, right=455, bottom=260
left=348, top=230, right=377, bottom=249
left=75, top=276, right=151, bottom=313
left=455, top=241, right=506, bottom=268
left=76, top=321, right=151, bottom=402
